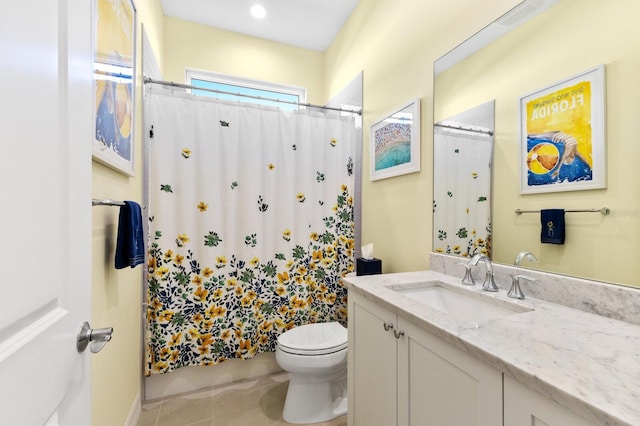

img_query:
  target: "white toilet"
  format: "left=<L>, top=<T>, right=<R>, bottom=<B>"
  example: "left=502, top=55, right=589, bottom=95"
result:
left=275, top=321, right=348, bottom=424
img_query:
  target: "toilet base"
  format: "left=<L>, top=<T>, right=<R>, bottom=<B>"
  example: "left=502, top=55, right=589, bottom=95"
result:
left=282, top=374, right=347, bottom=424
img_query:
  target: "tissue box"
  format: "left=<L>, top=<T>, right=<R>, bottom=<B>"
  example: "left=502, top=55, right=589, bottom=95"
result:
left=356, top=258, right=382, bottom=276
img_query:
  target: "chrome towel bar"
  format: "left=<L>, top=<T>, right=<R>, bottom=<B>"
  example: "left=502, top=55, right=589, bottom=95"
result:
left=515, top=207, right=610, bottom=216
left=92, top=198, right=125, bottom=207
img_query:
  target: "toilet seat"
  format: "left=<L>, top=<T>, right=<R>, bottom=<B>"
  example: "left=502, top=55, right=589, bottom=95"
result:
left=277, top=322, right=347, bottom=356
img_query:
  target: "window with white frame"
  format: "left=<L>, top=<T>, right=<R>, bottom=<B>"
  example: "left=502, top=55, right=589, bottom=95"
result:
left=186, top=69, right=307, bottom=111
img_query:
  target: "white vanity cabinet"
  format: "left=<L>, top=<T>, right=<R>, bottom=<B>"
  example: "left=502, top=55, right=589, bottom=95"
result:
left=348, top=292, right=398, bottom=426
left=345, top=268, right=638, bottom=425
left=398, top=317, right=503, bottom=425
left=503, top=375, right=599, bottom=426
left=348, top=292, right=502, bottom=425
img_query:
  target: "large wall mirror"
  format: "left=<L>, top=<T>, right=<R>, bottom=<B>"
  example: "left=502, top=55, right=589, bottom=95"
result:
left=433, top=0, right=640, bottom=289
left=433, top=101, right=494, bottom=259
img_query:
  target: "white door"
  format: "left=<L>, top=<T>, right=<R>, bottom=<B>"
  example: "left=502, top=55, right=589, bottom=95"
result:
left=0, top=0, right=94, bottom=425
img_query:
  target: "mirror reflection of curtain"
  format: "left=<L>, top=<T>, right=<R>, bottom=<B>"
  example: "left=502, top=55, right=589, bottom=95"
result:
left=144, top=87, right=356, bottom=375
left=433, top=126, right=492, bottom=258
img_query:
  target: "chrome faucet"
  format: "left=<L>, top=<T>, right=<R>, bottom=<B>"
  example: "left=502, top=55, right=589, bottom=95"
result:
left=468, top=254, right=498, bottom=292
left=508, top=275, right=536, bottom=299
left=514, top=251, right=537, bottom=266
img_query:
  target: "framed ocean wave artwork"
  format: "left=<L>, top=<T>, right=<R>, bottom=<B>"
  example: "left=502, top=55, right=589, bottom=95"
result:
left=370, top=98, right=421, bottom=181
left=519, top=65, right=605, bottom=194
left=92, top=0, right=137, bottom=176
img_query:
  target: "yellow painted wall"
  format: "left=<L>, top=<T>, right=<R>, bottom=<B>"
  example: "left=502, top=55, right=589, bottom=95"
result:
left=324, top=0, right=522, bottom=273
left=434, top=0, right=640, bottom=287
left=91, top=0, right=164, bottom=424
left=162, top=17, right=325, bottom=104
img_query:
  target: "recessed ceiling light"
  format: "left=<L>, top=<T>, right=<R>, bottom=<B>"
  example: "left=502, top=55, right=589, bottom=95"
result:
left=250, top=4, right=267, bottom=19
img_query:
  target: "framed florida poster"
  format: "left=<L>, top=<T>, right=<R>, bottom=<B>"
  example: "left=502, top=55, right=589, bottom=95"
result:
left=520, top=65, right=605, bottom=194
left=92, top=0, right=137, bottom=176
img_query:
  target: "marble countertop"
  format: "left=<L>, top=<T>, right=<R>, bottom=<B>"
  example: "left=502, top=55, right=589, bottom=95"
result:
left=344, top=270, right=640, bottom=426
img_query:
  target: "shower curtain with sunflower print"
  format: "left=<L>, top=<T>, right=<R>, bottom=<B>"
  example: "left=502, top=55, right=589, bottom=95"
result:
left=433, top=127, right=492, bottom=258
left=144, top=87, right=356, bottom=375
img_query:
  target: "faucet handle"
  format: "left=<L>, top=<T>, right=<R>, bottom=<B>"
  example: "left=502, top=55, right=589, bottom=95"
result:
left=508, top=275, right=536, bottom=300
left=482, top=272, right=499, bottom=292
left=457, top=262, right=476, bottom=286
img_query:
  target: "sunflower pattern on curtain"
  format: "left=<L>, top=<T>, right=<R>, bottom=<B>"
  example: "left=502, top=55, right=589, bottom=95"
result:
left=433, top=128, right=492, bottom=258
left=144, top=88, right=356, bottom=375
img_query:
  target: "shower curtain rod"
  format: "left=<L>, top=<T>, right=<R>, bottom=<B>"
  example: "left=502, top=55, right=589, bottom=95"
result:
left=144, top=77, right=362, bottom=116
left=434, top=122, right=493, bottom=136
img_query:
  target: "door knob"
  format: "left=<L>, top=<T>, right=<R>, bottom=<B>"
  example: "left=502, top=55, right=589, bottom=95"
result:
left=77, top=321, right=113, bottom=353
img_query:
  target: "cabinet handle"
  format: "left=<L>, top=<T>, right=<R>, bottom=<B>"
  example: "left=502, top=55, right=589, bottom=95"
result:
left=394, top=329, right=405, bottom=339
left=383, top=322, right=394, bottom=331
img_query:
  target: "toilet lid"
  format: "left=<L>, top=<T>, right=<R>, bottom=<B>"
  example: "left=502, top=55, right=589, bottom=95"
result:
left=277, top=322, right=347, bottom=355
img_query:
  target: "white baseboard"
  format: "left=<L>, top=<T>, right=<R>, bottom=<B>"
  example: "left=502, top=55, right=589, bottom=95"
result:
left=124, top=391, right=141, bottom=426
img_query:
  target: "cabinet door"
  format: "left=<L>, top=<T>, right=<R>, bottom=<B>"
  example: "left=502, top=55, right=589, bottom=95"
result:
left=504, top=375, right=599, bottom=426
left=349, top=294, right=398, bottom=426
left=398, top=318, right=503, bottom=426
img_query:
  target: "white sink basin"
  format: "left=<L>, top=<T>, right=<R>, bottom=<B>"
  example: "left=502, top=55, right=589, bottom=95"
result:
left=387, top=280, right=533, bottom=327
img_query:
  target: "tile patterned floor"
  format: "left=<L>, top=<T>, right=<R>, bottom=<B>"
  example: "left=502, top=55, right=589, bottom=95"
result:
left=137, top=373, right=347, bottom=426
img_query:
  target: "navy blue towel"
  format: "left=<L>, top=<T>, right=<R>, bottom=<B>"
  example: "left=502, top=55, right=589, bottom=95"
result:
left=540, top=209, right=565, bottom=244
left=115, top=201, right=145, bottom=269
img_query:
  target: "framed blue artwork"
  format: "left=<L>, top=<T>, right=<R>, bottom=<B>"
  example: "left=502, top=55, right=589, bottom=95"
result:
left=370, top=98, right=421, bottom=181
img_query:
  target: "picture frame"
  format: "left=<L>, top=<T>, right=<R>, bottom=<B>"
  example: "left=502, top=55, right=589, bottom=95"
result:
left=92, top=0, right=137, bottom=176
left=520, top=65, right=605, bottom=194
left=370, top=98, right=421, bottom=181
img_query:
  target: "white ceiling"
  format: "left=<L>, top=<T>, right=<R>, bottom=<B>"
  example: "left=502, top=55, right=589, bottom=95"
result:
left=160, top=0, right=361, bottom=52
